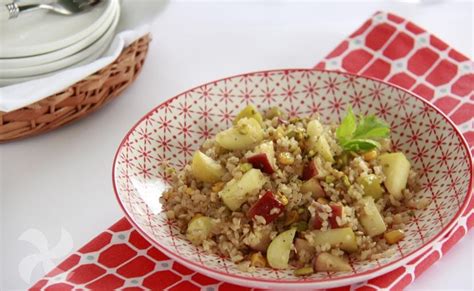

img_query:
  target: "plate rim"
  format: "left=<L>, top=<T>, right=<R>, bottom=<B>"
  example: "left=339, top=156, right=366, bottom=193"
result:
left=0, top=3, right=120, bottom=79
left=0, top=0, right=117, bottom=58
left=0, top=0, right=118, bottom=69
left=112, top=68, right=473, bottom=288
left=0, top=18, right=117, bottom=87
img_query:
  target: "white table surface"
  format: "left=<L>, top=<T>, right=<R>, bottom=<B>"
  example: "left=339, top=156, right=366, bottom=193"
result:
left=1, top=1, right=473, bottom=290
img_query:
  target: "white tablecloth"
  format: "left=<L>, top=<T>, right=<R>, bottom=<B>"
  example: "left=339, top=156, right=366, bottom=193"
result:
left=1, top=1, right=472, bottom=290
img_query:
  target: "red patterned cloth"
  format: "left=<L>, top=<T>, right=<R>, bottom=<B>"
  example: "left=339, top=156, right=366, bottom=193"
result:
left=31, top=11, right=473, bottom=291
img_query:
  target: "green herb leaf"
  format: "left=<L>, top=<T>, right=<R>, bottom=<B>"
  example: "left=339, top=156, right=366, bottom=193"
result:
left=352, top=115, right=390, bottom=140
left=336, top=107, right=356, bottom=143
left=336, top=109, right=390, bottom=152
left=342, top=139, right=380, bottom=151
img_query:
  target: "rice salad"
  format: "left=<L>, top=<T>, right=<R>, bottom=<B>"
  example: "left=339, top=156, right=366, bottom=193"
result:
left=160, top=105, right=429, bottom=275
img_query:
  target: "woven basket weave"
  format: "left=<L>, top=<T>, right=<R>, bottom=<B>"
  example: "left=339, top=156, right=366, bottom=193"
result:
left=0, top=34, right=151, bottom=142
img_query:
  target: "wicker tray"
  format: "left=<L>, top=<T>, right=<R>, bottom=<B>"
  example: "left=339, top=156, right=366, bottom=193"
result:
left=0, top=34, right=151, bottom=142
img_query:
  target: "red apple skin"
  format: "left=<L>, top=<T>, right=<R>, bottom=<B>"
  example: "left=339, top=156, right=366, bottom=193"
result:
left=247, top=153, right=275, bottom=174
left=313, top=179, right=326, bottom=198
left=301, top=160, right=318, bottom=180
left=312, top=215, right=323, bottom=230
left=328, top=203, right=343, bottom=228
left=248, top=191, right=284, bottom=224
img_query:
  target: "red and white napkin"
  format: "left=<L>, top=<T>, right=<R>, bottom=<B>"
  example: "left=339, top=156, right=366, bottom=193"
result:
left=31, top=11, right=473, bottom=291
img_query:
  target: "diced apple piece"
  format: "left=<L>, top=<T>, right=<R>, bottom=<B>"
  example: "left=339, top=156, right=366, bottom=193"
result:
left=314, top=253, right=352, bottom=272
left=191, top=151, right=225, bottom=183
left=315, top=136, right=334, bottom=163
left=307, top=120, right=334, bottom=163
left=301, top=178, right=326, bottom=198
left=266, top=228, right=297, bottom=269
left=378, top=152, right=411, bottom=200
left=357, top=174, right=384, bottom=200
left=328, top=203, right=344, bottom=229
left=216, top=118, right=264, bottom=150
left=301, top=159, right=318, bottom=180
left=258, top=141, right=277, bottom=167
left=245, top=227, right=272, bottom=251
left=186, top=216, right=215, bottom=245
left=248, top=191, right=285, bottom=224
left=219, top=169, right=266, bottom=211
left=358, top=197, right=387, bottom=237
left=308, top=227, right=358, bottom=252
left=234, top=104, right=263, bottom=125
left=247, top=154, right=272, bottom=174
left=311, top=213, right=323, bottom=230
left=307, top=119, right=324, bottom=137
left=247, top=141, right=277, bottom=174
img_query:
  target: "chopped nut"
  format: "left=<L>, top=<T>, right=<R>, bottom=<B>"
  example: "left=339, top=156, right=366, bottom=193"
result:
left=239, top=163, right=253, bottom=172
left=289, top=117, right=302, bottom=123
left=275, top=127, right=285, bottom=139
left=165, top=167, right=176, bottom=175
left=363, top=150, right=378, bottom=161
left=250, top=252, right=267, bottom=267
left=325, top=175, right=335, bottom=184
left=267, top=107, right=282, bottom=119
left=211, top=182, right=225, bottom=192
left=185, top=187, right=194, bottom=195
left=287, top=130, right=297, bottom=139
left=336, top=153, right=350, bottom=169
left=342, top=175, right=351, bottom=187
left=278, top=193, right=289, bottom=206
left=317, top=197, right=329, bottom=204
left=384, top=229, right=405, bottom=244
left=278, top=152, right=295, bottom=165
left=291, top=221, right=308, bottom=232
left=416, top=197, right=430, bottom=209
left=284, top=210, right=299, bottom=226
left=287, top=129, right=305, bottom=140
left=294, top=266, right=314, bottom=276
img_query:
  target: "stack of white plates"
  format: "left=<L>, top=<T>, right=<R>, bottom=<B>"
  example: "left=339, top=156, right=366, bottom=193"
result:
left=0, top=0, right=120, bottom=86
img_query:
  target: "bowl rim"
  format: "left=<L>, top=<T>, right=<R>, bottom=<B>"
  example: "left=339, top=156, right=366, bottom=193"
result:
left=112, top=68, right=473, bottom=288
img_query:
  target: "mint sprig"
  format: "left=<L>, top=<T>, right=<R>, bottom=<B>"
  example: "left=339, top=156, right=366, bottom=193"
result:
left=336, top=108, right=390, bottom=152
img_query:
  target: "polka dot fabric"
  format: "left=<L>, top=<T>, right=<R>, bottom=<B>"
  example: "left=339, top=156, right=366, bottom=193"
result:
left=31, top=11, right=473, bottom=291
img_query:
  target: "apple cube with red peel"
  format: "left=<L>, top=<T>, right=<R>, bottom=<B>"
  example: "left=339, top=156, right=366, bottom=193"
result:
left=311, top=214, right=323, bottom=230
left=248, top=154, right=274, bottom=174
left=248, top=191, right=285, bottom=224
left=301, top=159, right=318, bottom=181
left=328, top=203, right=344, bottom=228
left=300, top=178, right=326, bottom=198
left=247, top=141, right=277, bottom=174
